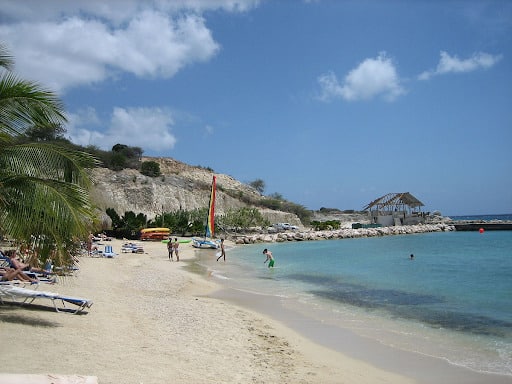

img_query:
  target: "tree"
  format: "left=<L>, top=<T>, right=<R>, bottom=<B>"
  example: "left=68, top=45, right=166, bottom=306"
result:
left=152, top=209, right=190, bottom=235
left=249, top=178, right=265, bottom=194
left=0, top=43, right=98, bottom=266
left=110, top=143, right=142, bottom=169
left=24, top=121, right=66, bottom=142
left=219, top=207, right=269, bottom=233
left=109, top=151, right=127, bottom=171
left=106, top=208, right=123, bottom=229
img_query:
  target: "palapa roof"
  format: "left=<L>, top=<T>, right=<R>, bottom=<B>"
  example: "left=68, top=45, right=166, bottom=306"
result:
left=363, top=192, right=424, bottom=211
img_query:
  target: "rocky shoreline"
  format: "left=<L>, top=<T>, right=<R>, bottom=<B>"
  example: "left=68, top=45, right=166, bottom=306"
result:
left=234, top=223, right=455, bottom=244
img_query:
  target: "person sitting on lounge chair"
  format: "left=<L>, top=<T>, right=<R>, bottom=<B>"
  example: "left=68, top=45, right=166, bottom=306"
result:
left=0, top=267, right=38, bottom=283
left=5, top=250, right=47, bottom=274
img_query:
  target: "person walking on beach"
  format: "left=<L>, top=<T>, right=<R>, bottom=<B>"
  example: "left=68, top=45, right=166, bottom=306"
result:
left=87, top=232, right=94, bottom=256
left=263, top=248, right=274, bottom=268
left=173, top=238, right=180, bottom=261
left=167, top=237, right=174, bottom=261
left=216, top=239, right=226, bottom=261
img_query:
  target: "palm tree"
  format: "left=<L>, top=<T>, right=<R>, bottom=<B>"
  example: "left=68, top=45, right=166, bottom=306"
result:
left=0, top=43, right=98, bottom=266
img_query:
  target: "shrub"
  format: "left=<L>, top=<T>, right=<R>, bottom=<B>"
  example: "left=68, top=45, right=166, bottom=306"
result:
left=140, top=161, right=161, bottom=177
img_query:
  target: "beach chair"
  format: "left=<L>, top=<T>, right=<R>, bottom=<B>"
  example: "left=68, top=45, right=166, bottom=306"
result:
left=0, top=284, right=93, bottom=314
left=102, top=245, right=117, bottom=258
left=121, top=243, right=132, bottom=253
left=121, top=242, right=144, bottom=253
left=0, top=253, right=12, bottom=268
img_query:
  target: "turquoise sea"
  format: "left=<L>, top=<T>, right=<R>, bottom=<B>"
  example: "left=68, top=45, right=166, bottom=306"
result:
left=195, top=219, right=512, bottom=378
left=450, top=213, right=512, bottom=221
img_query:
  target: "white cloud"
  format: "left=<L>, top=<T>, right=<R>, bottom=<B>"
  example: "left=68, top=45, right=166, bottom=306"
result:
left=418, top=51, right=502, bottom=80
left=67, top=107, right=177, bottom=152
left=317, top=53, right=404, bottom=102
left=0, top=0, right=260, bottom=91
left=0, top=0, right=260, bottom=24
left=204, top=125, right=214, bottom=136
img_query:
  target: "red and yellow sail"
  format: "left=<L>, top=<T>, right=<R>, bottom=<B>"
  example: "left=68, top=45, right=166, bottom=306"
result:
left=205, top=175, right=216, bottom=238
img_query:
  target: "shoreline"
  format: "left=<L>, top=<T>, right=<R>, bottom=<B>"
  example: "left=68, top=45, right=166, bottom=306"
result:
left=1, top=237, right=509, bottom=383
left=207, top=286, right=511, bottom=384
left=197, top=236, right=512, bottom=383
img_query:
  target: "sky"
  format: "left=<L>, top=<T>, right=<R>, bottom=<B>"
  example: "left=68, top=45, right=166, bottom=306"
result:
left=1, top=0, right=511, bottom=216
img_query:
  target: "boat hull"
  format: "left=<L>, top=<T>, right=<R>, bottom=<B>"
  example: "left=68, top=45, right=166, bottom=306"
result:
left=192, top=238, right=219, bottom=249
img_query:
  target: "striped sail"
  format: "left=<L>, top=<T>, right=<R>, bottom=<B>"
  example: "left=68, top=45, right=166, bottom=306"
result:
left=205, top=175, right=216, bottom=238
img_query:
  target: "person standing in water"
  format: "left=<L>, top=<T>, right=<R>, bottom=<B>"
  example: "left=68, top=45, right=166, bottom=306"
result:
left=263, top=248, right=274, bottom=268
left=216, top=239, right=226, bottom=262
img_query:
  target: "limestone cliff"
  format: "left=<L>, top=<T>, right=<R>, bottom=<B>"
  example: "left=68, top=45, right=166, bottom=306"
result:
left=89, top=157, right=301, bottom=226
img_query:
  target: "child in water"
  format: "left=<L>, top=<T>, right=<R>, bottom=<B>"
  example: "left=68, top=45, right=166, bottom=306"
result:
left=263, top=249, right=274, bottom=268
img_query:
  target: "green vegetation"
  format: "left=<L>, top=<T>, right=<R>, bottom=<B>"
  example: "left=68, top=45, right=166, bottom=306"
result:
left=318, top=207, right=342, bottom=214
left=140, top=160, right=161, bottom=177
left=153, top=208, right=206, bottom=236
left=218, top=207, right=270, bottom=233
left=105, top=208, right=148, bottom=239
left=217, top=186, right=312, bottom=224
left=107, top=205, right=272, bottom=238
left=0, top=43, right=98, bottom=266
left=196, top=165, right=214, bottom=172
left=248, top=178, right=265, bottom=194
left=310, top=220, right=341, bottom=231
left=259, top=195, right=312, bottom=224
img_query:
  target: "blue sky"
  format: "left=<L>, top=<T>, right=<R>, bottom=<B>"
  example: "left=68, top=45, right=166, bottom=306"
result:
left=1, top=0, right=511, bottom=216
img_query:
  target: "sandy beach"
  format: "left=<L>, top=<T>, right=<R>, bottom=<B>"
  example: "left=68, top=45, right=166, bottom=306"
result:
left=0, top=238, right=423, bottom=384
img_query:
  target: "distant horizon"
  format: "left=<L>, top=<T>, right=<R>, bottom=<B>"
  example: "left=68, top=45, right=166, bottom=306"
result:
left=445, top=212, right=512, bottom=218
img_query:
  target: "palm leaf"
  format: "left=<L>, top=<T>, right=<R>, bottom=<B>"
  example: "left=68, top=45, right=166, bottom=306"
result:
left=0, top=42, right=98, bottom=267
left=0, top=73, right=67, bottom=137
left=0, top=43, right=14, bottom=71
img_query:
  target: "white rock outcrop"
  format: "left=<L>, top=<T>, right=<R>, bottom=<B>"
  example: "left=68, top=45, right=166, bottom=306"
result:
left=89, top=161, right=300, bottom=226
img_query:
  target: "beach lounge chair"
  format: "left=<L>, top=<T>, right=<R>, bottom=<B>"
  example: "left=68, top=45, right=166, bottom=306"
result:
left=102, top=245, right=117, bottom=258
left=0, top=253, right=12, bottom=268
left=121, top=243, right=132, bottom=253
left=0, top=285, right=93, bottom=314
left=121, top=242, right=144, bottom=253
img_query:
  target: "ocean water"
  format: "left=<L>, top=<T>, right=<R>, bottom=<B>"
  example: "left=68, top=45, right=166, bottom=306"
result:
left=450, top=213, right=512, bottom=221
left=195, top=228, right=512, bottom=377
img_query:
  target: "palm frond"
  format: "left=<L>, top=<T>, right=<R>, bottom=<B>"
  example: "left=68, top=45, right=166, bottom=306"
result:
left=0, top=42, right=96, bottom=268
left=1, top=142, right=99, bottom=185
left=0, top=72, right=67, bottom=137
left=0, top=43, right=14, bottom=71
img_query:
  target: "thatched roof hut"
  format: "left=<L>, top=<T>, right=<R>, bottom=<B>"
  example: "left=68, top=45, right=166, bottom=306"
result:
left=364, top=192, right=424, bottom=213
left=364, top=193, right=425, bottom=226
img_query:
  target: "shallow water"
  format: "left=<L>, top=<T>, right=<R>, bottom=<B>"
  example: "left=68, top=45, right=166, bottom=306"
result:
left=195, top=230, right=512, bottom=377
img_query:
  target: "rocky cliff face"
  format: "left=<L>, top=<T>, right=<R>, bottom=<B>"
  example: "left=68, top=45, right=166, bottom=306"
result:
left=89, top=157, right=301, bottom=226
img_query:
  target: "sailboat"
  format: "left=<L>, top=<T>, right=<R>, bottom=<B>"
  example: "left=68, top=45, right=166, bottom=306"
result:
left=192, top=175, right=220, bottom=249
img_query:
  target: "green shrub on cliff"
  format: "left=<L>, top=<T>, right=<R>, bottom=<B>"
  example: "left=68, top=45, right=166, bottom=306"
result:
left=140, top=160, right=161, bottom=177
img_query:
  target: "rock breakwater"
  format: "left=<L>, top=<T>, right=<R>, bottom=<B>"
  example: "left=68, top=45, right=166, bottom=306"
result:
left=234, top=223, right=455, bottom=244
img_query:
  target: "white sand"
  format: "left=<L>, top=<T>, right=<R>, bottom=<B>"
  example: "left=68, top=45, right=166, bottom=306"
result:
left=0, top=239, right=416, bottom=384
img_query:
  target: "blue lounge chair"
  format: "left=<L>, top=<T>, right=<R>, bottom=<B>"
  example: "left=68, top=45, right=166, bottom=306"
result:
left=0, top=285, right=93, bottom=314
left=102, top=245, right=117, bottom=258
